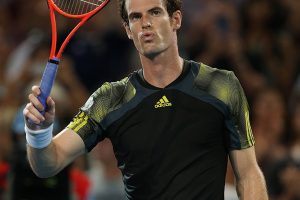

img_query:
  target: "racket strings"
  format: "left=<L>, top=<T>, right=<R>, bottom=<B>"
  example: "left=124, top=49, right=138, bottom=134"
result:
left=53, top=0, right=105, bottom=15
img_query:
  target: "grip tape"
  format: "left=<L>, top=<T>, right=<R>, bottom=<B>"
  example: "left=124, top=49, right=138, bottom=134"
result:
left=38, top=58, right=59, bottom=114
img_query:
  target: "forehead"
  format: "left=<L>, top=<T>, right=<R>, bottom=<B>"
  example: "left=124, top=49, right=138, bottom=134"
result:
left=125, top=0, right=166, bottom=13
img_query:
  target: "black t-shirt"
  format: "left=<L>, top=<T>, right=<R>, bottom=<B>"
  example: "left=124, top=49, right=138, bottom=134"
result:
left=68, top=60, right=254, bottom=199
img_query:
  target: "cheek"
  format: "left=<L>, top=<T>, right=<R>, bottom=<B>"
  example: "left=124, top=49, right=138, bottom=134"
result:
left=129, top=25, right=141, bottom=41
left=128, top=26, right=143, bottom=50
left=157, top=24, right=173, bottom=42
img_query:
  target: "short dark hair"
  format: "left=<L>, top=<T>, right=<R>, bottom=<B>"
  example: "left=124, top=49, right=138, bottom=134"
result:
left=118, top=0, right=182, bottom=25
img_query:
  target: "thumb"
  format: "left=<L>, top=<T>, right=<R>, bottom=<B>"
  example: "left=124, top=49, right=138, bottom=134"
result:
left=46, top=96, right=55, bottom=115
left=43, top=96, right=55, bottom=127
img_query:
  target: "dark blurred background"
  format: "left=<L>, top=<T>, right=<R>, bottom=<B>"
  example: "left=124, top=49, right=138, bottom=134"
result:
left=0, top=0, right=299, bottom=199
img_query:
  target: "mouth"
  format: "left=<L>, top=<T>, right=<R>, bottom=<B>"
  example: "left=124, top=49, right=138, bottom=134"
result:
left=140, top=31, right=155, bottom=42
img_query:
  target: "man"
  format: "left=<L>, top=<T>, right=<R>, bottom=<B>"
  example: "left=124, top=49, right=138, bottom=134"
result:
left=23, top=0, right=269, bottom=199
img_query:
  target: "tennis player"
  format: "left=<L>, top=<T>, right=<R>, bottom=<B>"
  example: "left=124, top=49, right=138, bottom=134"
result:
left=23, top=0, right=268, bottom=199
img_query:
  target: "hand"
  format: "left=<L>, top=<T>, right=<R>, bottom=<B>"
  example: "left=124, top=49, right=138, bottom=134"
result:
left=23, top=85, right=55, bottom=130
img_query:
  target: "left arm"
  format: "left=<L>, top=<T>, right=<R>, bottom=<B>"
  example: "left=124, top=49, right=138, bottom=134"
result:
left=229, top=146, right=268, bottom=200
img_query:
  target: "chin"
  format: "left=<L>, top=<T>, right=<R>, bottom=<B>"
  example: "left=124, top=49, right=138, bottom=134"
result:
left=143, top=51, right=160, bottom=59
left=141, top=46, right=165, bottom=59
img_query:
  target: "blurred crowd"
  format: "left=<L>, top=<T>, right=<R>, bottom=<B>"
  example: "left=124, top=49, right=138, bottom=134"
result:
left=0, top=0, right=299, bottom=199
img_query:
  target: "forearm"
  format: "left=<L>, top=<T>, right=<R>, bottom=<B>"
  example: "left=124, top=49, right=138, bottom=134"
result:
left=23, top=86, right=85, bottom=177
left=26, top=127, right=86, bottom=178
left=236, top=167, right=268, bottom=200
left=27, top=142, right=62, bottom=178
left=25, top=123, right=62, bottom=177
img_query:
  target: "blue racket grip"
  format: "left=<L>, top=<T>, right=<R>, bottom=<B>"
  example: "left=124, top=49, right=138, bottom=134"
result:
left=38, top=58, right=59, bottom=114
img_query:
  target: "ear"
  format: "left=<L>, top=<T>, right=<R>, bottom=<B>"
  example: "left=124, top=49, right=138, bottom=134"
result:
left=171, top=10, right=182, bottom=31
left=124, top=23, right=133, bottom=40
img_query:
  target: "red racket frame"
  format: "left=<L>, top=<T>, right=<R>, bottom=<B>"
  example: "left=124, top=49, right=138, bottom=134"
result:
left=48, top=0, right=110, bottom=59
left=29, top=0, right=110, bottom=122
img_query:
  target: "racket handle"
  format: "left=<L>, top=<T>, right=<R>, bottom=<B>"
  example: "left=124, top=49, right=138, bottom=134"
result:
left=38, top=58, right=59, bottom=114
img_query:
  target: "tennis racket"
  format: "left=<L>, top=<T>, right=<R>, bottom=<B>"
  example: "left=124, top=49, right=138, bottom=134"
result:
left=38, top=0, right=110, bottom=113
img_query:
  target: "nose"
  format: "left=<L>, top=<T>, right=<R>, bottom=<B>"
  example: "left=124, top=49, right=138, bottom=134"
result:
left=141, top=15, right=152, bottom=29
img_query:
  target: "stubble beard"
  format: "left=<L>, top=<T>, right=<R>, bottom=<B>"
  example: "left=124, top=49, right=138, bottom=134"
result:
left=140, top=42, right=169, bottom=60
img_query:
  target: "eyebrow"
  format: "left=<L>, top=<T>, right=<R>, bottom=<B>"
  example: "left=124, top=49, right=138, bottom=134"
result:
left=148, top=6, right=163, bottom=13
left=128, top=11, right=141, bottom=19
left=128, top=6, right=164, bottom=18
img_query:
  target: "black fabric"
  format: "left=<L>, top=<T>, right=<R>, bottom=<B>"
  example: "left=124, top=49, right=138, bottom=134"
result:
left=69, top=60, right=254, bottom=199
left=107, top=90, right=227, bottom=200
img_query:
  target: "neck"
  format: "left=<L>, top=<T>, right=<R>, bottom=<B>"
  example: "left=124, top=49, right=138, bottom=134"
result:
left=139, top=45, right=183, bottom=88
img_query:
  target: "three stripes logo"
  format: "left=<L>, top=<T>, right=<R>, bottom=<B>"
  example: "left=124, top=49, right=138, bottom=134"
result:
left=154, top=95, right=172, bottom=108
left=68, top=111, right=89, bottom=132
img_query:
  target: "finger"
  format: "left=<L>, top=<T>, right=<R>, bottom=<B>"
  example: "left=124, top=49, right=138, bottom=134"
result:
left=23, top=103, right=45, bottom=124
left=43, top=97, right=55, bottom=125
left=28, top=93, right=44, bottom=112
left=46, top=96, right=55, bottom=115
left=25, top=112, right=42, bottom=124
left=31, top=85, right=41, bottom=96
left=27, top=103, right=45, bottom=121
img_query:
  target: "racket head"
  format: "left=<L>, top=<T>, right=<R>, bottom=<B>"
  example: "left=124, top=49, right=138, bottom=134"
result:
left=48, top=0, right=110, bottom=19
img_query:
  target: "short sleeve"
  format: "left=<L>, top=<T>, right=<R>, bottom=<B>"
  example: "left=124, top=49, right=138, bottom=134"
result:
left=67, top=82, right=112, bottom=152
left=226, top=72, right=255, bottom=150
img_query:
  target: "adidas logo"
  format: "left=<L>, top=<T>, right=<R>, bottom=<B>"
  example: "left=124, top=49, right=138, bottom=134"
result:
left=154, top=95, right=172, bottom=108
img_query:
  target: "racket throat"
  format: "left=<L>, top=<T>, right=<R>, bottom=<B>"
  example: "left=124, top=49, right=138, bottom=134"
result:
left=49, top=58, right=60, bottom=64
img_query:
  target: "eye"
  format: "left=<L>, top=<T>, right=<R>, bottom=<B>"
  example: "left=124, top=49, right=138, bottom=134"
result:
left=150, top=9, right=161, bottom=16
left=129, top=13, right=141, bottom=22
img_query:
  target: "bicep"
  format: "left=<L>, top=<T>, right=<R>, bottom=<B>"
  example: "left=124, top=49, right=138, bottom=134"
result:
left=229, top=146, right=260, bottom=180
left=53, top=128, right=86, bottom=169
left=229, top=146, right=268, bottom=200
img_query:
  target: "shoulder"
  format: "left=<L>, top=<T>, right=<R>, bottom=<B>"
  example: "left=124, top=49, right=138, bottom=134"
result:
left=81, top=73, right=137, bottom=119
left=93, top=75, right=132, bottom=98
left=190, top=61, right=249, bottom=116
left=192, top=62, right=239, bottom=98
left=195, top=62, right=237, bottom=86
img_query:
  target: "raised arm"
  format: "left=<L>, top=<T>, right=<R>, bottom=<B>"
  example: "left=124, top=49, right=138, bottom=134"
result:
left=24, top=86, right=86, bottom=178
left=229, top=146, right=268, bottom=200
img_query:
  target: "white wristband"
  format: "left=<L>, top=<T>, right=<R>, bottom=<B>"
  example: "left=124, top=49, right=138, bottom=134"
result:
left=25, top=124, right=54, bottom=149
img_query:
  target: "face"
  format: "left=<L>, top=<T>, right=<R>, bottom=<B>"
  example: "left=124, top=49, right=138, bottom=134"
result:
left=124, top=0, right=181, bottom=58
